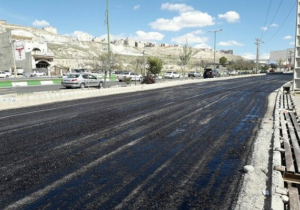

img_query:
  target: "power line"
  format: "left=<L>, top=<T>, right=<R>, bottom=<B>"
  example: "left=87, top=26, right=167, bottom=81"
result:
left=261, top=0, right=284, bottom=40
left=260, top=0, right=273, bottom=39
left=263, top=0, right=297, bottom=43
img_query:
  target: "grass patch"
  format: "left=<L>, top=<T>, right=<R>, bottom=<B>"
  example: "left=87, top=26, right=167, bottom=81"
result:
left=27, top=80, right=41, bottom=86
left=0, top=81, right=12, bottom=87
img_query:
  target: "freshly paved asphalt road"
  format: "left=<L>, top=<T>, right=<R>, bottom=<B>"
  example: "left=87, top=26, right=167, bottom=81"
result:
left=0, top=75, right=292, bottom=209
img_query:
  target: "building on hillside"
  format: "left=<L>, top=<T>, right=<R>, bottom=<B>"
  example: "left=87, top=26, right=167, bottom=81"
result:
left=0, top=29, right=54, bottom=75
left=0, top=20, right=6, bottom=25
left=124, top=38, right=135, bottom=47
left=43, top=26, right=57, bottom=35
left=135, top=41, right=145, bottom=48
left=269, top=48, right=295, bottom=66
left=76, top=32, right=93, bottom=42
left=220, top=50, right=233, bottom=55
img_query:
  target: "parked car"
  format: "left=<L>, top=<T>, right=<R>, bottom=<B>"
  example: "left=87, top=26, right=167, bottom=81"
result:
left=61, top=73, right=103, bottom=89
left=3, top=70, right=11, bottom=77
left=164, top=71, right=181, bottom=78
left=260, top=70, right=268, bottom=73
left=0, top=71, right=8, bottom=78
left=30, top=71, right=46, bottom=77
left=269, top=69, right=275, bottom=73
left=117, top=72, right=142, bottom=82
left=188, top=71, right=201, bottom=77
left=203, top=68, right=221, bottom=78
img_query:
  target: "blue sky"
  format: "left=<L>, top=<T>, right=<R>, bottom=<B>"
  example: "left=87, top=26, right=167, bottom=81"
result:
left=0, top=0, right=297, bottom=59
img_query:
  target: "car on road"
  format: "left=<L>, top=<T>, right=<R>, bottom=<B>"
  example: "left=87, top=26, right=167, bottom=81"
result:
left=2, top=70, right=11, bottom=77
left=165, top=71, right=181, bottom=78
left=61, top=73, right=103, bottom=89
left=188, top=71, right=201, bottom=77
left=260, top=70, right=268, bottom=73
left=31, top=71, right=46, bottom=77
left=269, top=69, right=275, bottom=73
left=117, top=72, right=142, bottom=82
left=0, top=71, right=9, bottom=78
left=203, top=68, right=221, bottom=78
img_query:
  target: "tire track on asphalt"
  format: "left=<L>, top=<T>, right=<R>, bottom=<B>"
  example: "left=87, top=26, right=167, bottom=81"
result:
left=112, top=90, right=253, bottom=209
left=2, top=87, right=235, bottom=209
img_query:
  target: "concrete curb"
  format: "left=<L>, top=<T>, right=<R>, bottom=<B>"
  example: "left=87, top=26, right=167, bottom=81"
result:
left=271, top=87, right=285, bottom=210
left=0, top=79, right=62, bottom=87
left=0, top=74, right=264, bottom=111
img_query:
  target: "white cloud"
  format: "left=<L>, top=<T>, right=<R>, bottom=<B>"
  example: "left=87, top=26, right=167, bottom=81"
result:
left=150, top=11, right=214, bottom=31
left=283, top=35, right=293, bottom=39
left=32, top=20, right=50, bottom=27
left=191, top=30, right=205, bottom=35
left=241, top=53, right=255, bottom=60
left=135, top=31, right=164, bottom=41
left=241, top=53, right=269, bottom=60
left=171, top=33, right=208, bottom=45
left=261, top=27, right=268, bottom=31
left=270, top=23, right=278, bottom=27
left=161, top=3, right=194, bottom=13
left=194, top=43, right=211, bottom=49
left=218, top=11, right=240, bottom=23
left=218, top=40, right=244, bottom=47
left=289, top=42, right=295, bottom=45
left=261, top=53, right=270, bottom=59
left=134, top=5, right=140, bottom=10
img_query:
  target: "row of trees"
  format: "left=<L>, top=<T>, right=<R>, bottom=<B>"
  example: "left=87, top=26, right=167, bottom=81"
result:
left=69, top=42, right=260, bottom=85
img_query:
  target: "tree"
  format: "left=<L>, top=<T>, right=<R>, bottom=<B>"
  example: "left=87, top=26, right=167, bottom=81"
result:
left=179, top=42, right=192, bottom=79
left=93, top=52, right=120, bottom=86
left=219, top=56, right=227, bottom=67
left=147, top=56, right=163, bottom=76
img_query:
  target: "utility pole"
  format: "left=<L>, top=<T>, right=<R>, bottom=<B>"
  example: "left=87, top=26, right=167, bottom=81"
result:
left=106, top=0, right=110, bottom=54
left=143, top=50, right=145, bottom=76
left=10, top=34, right=17, bottom=78
left=255, top=38, right=261, bottom=74
left=209, top=29, right=222, bottom=70
left=104, top=0, right=111, bottom=87
left=288, top=50, right=294, bottom=71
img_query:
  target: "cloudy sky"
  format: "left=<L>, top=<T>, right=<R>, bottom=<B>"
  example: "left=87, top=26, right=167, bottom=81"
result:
left=0, top=0, right=297, bottom=59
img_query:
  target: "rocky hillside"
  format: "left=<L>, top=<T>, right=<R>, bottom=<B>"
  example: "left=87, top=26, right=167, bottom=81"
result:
left=0, top=22, right=245, bottom=72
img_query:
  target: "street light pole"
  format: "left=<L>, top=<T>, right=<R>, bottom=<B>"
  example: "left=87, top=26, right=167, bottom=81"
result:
left=209, top=29, right=222, bottom=70
left=10, top=34, right=17, bottom=78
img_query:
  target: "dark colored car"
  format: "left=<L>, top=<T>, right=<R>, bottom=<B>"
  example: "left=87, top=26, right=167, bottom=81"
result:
left=203, top=68, right=221, bottom=78
left=260, top=70, right=267, bottom=73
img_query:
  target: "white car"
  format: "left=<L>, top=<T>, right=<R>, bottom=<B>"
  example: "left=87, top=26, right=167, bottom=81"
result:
left=30, top=71, right=46, bottom=77
left=117, top=72, right=142, bottom=82
left=165, top=71, right=181, bottom=78
left=0, top=71, right=8, bottom=78
left=3, top=70, right=11, bottom=77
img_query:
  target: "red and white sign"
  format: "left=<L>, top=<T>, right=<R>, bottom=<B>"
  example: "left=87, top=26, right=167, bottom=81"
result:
left=14, top=41, right=26, bottom=61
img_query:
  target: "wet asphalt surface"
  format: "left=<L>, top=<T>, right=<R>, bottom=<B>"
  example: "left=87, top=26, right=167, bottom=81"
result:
left=0, top=75, right=292, bottom=210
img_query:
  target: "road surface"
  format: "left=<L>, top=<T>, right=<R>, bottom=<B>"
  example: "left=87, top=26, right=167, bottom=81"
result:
left=0, top=75, right=292, bottom=209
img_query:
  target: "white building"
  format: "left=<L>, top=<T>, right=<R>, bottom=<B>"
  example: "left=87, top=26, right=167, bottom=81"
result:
left=270, top=48, right=295, bottom=65
left=43, top=26, right=57, bottom=35
left=0, top=29, right=54, bottom=74
left=76, top=32, right=93, bottom=42
left=124, top=38, right=135, bottom=47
